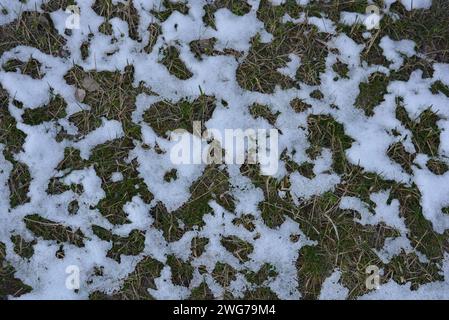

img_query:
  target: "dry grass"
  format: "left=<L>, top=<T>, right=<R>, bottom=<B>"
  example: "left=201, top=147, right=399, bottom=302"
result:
left=0, top=0, right=448, bottom=300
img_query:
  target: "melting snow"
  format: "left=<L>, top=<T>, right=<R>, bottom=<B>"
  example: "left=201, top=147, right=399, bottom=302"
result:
left=0, top=0, right=448, bottom=300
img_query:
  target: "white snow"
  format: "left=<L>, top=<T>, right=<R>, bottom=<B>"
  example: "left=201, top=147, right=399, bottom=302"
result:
left=1, top=0, right=448, bottom=301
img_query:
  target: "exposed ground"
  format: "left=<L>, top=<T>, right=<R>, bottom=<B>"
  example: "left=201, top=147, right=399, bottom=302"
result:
left=1, top=0, right=449, bottom=300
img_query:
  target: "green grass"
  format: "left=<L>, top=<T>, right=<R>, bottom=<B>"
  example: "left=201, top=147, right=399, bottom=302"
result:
left=0, top=11, right=66, bottom=56
left=387, top=142, right=416, bottom=174
left=8, top=161, right=31, bottom=208
left=306, top=115, right=354, bottom=174
left=204, top=0, right=251, bottom=28
left=249, top=103, right=280, bottom=126
left=92, top=0, right=140, bottom=40
left=160, top=46, right=194, bottom=80
left=396, top=101, right=441, bottom=157
left=2, top=58, right=43, bottom=79
left=22, top=94, right=67, bottom=125
left=189, top=281, right=214, bottom=299
left=221, top=236, right=254, bottom=263
left=0, top=242, right=32, bottom=299
left=1, top=0, right=448, bottom=300
left=244, top=263, right=278, bottom=286
left=151, top=0, right=189, bottom=23
left=143, top=95, right=216, bottom=138
left=11, top=235, right=35, bottom=260
left=90, top=256, right=164, bottom=300
left=24, top=214, right=85, bottom=247
left=167, top=255, right=194, bottom=287
left=355, top=72, right=389, bottom=116
left=64, top=65, right=146, bottom=137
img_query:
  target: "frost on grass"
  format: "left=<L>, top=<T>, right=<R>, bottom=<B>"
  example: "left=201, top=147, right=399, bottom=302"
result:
left=0, top=0, right=449, bottom=300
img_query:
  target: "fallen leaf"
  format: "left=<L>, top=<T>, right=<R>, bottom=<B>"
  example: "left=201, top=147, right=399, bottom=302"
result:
left=82, top=76, right=101, bottom=92
left=75, top=88, right=86, bottom=102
